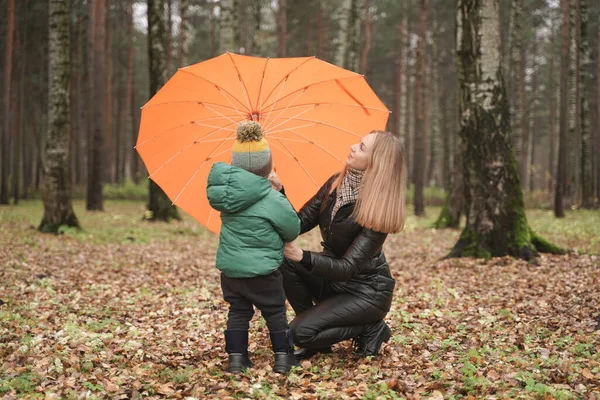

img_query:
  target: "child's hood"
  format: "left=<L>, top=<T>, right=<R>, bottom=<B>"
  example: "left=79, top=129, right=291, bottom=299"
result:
left=206, top=162, right=272, bottom=213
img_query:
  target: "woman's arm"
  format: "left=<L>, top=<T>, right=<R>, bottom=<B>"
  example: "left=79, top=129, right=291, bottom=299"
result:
left=285, top=229, right=388, bottom=281
left=297, top=174, right=339, bottom=234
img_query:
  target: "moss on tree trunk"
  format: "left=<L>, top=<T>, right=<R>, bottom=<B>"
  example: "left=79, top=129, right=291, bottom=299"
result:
left=449, top=0, right=562, bottom=261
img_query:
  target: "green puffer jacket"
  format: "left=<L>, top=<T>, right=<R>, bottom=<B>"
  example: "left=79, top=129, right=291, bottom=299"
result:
left=206, top=162, right=300, bottom=278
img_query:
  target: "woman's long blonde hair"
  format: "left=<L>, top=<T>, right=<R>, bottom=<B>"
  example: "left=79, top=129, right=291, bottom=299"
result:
left=329, top=131, right=406, bottom=233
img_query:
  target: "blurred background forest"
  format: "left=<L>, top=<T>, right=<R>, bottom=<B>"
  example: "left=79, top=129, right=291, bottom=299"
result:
left=1, top=0, right=599, bottom=212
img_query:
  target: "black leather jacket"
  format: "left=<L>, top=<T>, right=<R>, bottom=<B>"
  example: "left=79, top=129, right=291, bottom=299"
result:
left=298, top=174, right=396, bottom=312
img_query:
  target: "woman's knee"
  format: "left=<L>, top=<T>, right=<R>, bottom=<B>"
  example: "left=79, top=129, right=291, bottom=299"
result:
left=290, top=317, right=317, bottom=346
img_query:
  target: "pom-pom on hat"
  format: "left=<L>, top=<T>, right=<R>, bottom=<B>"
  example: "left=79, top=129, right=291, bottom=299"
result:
left=231, top=121, right=272, bottom=178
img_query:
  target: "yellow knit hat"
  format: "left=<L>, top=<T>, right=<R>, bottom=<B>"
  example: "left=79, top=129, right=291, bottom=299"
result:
left=231, top=121, right=272, bottom=177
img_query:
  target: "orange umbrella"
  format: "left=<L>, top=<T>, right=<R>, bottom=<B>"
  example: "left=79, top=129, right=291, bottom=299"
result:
left=136, top=53, right=389, bottom=233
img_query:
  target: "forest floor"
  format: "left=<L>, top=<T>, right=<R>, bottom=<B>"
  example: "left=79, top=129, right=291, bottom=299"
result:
left=1, top=201, right=599, bottom=399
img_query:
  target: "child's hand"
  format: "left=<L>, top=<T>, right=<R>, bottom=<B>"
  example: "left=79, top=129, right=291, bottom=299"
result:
left=268, top=170, right=282, bottom=191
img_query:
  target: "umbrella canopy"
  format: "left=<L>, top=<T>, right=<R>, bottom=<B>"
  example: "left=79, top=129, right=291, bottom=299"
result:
left=136, top=53, right=389, bottom=233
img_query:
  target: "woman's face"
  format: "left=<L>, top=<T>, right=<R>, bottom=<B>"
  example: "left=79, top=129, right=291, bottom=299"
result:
left=346, top=133, right=377, bottom=170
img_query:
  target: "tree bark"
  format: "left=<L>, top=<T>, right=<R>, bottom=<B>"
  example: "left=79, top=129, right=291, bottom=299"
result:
left=277, top=0, right=287, bottom=57
left=428, top=18, right=440, bottom=186
left=568, top=0, right=579, bottom=199
left=147, top=0, right=181, bottom=222
left=316, top=0, right=322, bottom=58
left=1, top=0, right=15, bottom=204
left=166, top=0, right=172, bottom=72
left=179, top=0, right=189, bottom=66
left=413, top=0, right=427, bottom=216
left=124, top=0, right=134, bottom=182
left=105, top=0, right=113, bottom=183
left=579, top=0, right=593, bottom=208
left=40, top=0, right=80, bottom=233
left=75, top=15, right=84, bottom=186
left=392, top=4, right=404, bottom=137
left=555, top=0, right=570, bottom=218
left=87, top=0, right=104, bottom=211
left=596, top=9, right=600, bottom=204
left=527, top=40, right=537, bottom=192
left=219, top=0, right=235, bottom=53
left=360, top=0, right=371, bottom=75
left=450, top=0, right=562, bottom=260
left=548, top=49, right=557, bottom=193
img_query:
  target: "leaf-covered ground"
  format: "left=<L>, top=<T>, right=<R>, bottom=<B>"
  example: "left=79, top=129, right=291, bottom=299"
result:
left=1, top=201, right=599, bottom=399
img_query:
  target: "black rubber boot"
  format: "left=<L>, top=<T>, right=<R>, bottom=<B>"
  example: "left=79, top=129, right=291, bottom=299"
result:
left=270, top=329, right=300, bottom=374
left=360, top=320, right=392, bottom=357
left=225, top=330, right=253, bottom=373
left=293, top=346, right=333, bottom=360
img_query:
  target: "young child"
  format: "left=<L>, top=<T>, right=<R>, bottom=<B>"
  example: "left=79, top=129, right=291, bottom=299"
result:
left=206, top=121, right=301, bottom=374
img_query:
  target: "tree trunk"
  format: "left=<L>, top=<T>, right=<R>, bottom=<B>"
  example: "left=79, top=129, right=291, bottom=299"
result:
left=413, top=0, right=427, bottom=216
left=518, top=2, right=528, bottom=189
left=555, top=0, right=570, bottom=218
left=335, top=0, right=350, bottom=67
left=1, top=0, right=15, bottom=205
left=510, top=0, right=524, bottom=165
left=105, top=0, right=113, bottom=184
left=450, top=0, right=563, bottom=260
left=596, top=10, right=600, bottom=204
left=428, top=18, right=440, bottom=186
left=13, top=29, right=23, bottom=204
left=568, top=0, right=579, bottom=200
left=179, top=0, right=189, bottom=66
left=74, top=16, right=84, bottom=186
left=579, top=0, right=593, bottom=208
left=316, top=0, right=322, bottom=58
left=548, top=49, right=557, bottom=193
left=219, top=0, right=235, bottom=53
left=392, top=5, right=404, bottom=137
left=526, top=40, right=537, bottom=192
left=124, top=0, right=134, bottom=182
left=166, top=0, right=172, bottom=72
left=251, top=0, right=261, bottom=55
left=40, top=0, right=80, bottom=233
left=147, top=0, right=181, bottom=222
left=360, top=0, right=371, bottom=75
left=87, top=0, right=104, bottom=211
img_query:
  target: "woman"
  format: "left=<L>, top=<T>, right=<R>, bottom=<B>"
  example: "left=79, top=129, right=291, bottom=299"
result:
left=280, top=130, right=406, bottom=359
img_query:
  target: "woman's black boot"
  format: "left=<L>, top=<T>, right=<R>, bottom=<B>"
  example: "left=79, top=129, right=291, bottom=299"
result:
left=359, top=320, right=391, bottom=357
left=270, top=329, right=300, bottom=374
left=225, top=330, right=253, bottom=373
left=293, top=346, right=333, bottom=360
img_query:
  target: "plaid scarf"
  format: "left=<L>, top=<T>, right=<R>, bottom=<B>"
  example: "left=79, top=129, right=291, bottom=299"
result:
left=331, top=168, right=364, bottom=220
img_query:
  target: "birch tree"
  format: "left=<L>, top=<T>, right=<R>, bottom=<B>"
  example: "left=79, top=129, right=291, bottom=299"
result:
left=40, top=0, right=80, bottom=233
left=450, top=0, right=562, bottom=260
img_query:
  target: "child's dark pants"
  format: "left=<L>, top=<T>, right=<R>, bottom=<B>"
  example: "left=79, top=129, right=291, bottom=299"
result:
left=220, top=269, right=288, bottom=331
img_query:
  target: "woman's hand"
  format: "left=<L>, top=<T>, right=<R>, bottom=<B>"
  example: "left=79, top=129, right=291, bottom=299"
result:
left=267, top=170, right=282, bottom=191
left=284, top=241, right=303, bottom=262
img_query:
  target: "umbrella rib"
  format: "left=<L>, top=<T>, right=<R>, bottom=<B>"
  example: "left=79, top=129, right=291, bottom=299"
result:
left=263, top=90, right=314, bottom=131
left=178, top=69, right=251, bottom=113
left=269, top=136, right=317, bottom=186
left=267, top=102, right=390, bottom=114
left=268, top=136, right=311, bottom=143
left=259, top=57, right=315, bottom=109
left=286, top=129, right=346, bottom=165
left=261, top=75, right=367, bottom=112
left=256, top=58, right=269, bottom=114
left=227, top=53, right=254, bottom=113
left=171, top=130, right=238, bottom=204
left=192, top=122, right=236, bottom=132
left=201, top=103, right=242, bottom=125
left=266, top=140, right=296, bottom=160
left=280, top=117, right=362, bottom=138
left=266, top=123, right=317, bottom=135
left=148, top=124, right=237, bottom=179
left=262, top=75, right=289, bottom=128
left=142, top=100, right=245, bottom=114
